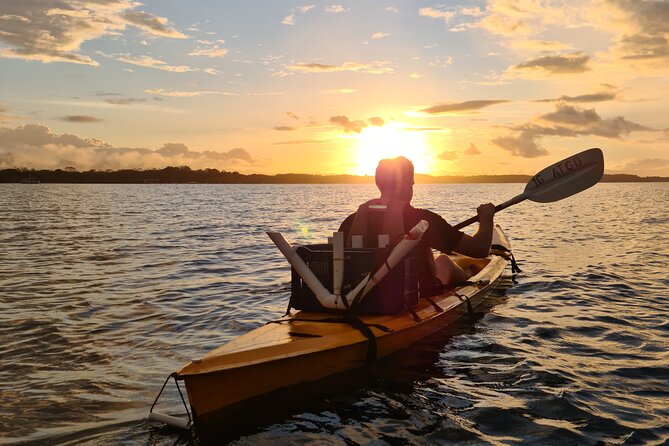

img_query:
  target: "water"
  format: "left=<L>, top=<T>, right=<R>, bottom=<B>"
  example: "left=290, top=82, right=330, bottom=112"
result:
left=1, top=183, right=667, bottom=445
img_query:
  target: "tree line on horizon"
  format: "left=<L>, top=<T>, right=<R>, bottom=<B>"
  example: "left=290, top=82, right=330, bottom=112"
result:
left=1, top=165, right=667, bottom=184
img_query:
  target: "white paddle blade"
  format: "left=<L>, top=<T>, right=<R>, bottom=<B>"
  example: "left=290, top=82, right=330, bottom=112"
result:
left=524, top=148, right=604, bottom=203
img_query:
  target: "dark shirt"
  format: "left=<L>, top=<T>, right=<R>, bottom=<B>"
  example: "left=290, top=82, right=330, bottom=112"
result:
left=338, top=205, right=464, bottom=295
left=338, top=205, right=464, bottom=253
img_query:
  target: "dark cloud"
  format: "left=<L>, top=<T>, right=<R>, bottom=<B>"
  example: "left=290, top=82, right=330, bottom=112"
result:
left=0, top=123, right=256, bottom=170
left=618, top=33, right=669, bottom=60
left=61, top=115, right=103, bottom=123
left=95, top=92, right=122, bottom=97
left=105, top=98, right=147, bottom=105
left=420, top=100, right=509, bottom=115
left=464, top=143, right=481, bottom=155
left=367, top=117, right=385, bottom=126
left=609, top=0, right=669, bottom=35
left=535, top=92, right=618, bottom=103
left=330, top=115, right=367, bottom=133
left=274, top=126, right=295, bottom=131
left=438, top=150, right=459, bottom=161
left=602, top=1, right=669, bottom=64
left=492, top=131, right=548, bottom=158
left=492, top=103, right=653, bottom=158
left=286, top=112, right=299, bottom=120
left=540, top=103, right=650, bottom=138
left=0, top=123, right=111, bottom=148
left=514, top=53, right=590, bottom=74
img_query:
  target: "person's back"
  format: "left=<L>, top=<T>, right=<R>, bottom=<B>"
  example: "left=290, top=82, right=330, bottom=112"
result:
left=339, top=156, right=496, bottom=295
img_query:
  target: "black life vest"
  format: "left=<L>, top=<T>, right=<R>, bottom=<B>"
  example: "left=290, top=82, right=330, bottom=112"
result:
left=347, top=198, right=407, bottom=248
left=347, top=198, right=438, bottom=296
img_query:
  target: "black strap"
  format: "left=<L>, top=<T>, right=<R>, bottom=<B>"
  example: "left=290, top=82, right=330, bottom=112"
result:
left=449, top=288, right=475, bottom=319
left=491, top=244, right=522, bottom=274
left=266, top=316, right=392, bottom=365
left=423, top=296, right=444, bottom=313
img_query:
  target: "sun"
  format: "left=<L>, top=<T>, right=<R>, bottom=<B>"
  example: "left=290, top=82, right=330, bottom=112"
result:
left=349, top=123, right=432, bottom=175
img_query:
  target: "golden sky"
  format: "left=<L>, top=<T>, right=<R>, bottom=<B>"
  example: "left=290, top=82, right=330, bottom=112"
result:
left=0, top=0, right=668, bottom=176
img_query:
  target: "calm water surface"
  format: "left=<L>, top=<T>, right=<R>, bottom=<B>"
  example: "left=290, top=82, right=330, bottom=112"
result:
left=1, top=183, right=668, bottom=445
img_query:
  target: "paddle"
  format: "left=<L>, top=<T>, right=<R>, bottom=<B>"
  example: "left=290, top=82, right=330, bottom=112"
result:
left=453, top=148, right=605, bottom=230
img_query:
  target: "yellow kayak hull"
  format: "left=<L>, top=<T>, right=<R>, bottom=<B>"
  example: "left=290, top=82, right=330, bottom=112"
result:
left=177, top=225, right=512, bottom=420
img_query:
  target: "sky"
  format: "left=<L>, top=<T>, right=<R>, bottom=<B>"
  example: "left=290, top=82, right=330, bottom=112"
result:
left=0, top=0, right=668, bottom=176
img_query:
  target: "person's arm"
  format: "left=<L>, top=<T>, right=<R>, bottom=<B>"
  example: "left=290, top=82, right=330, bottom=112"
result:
left=452, top=203, right=495, bottom=258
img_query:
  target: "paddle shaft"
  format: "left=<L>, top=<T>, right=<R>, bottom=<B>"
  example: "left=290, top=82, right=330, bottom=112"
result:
left=452, top=193, right=526, bottom=230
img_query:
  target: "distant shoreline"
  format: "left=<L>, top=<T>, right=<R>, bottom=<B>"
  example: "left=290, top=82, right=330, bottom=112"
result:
left=2, top=167, right=668, bottom=184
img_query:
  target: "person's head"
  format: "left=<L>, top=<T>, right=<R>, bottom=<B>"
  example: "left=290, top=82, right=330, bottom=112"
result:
left=375, top=156, right=414, bottom=201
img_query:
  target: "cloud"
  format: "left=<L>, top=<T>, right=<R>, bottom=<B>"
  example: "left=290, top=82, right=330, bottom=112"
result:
left=535, top=92, right=618, bottom=103
left=286, top=112, right=299, bottom=120
left=0, top=1, right=185, bottom=65
left=0, top=123, right=257, bottom=170
left=601, top=0, right=669, bottom=65
left=274, top=126, right=295, bottom=131
left=372, top=32, right=389, bottom=40
left=330, top=115, right=368, bottom=134
left=61, top=115, right=103, bottom=123
left=189, top=45, right=228, bottom=58
left=539, top=103, right=650, bottom=137
left=616, top=33, right=669, bottom=60
left=419, top=7, right=455, bottom=23
left=492, top=102, right=654, bottom=158
left=287, top=61, right=393, bottom=74
left=512, top=53, right=591, bottom=75
left=145, top=88, right=284, bottom=97
left=120, top=10, right=186, bottom=39
left=282, top=4, right=318, bottom=26
left=459, top=7, right=484, bottom=17
left=438, top=150, right=459, bottom=161
left=464, top=143, right=481, bottom=155
left=105, top=97, right=146, bottom=105
left=272, top=139, right=329, bottom=145
left=157, top=142, right=189, bottom=156
left=420, top=100, right=510, bottom=115
left=507, top=39, right=573, bottom=51
left=281, top=14, right=295, bottom=25
left=367, top=117, right=384, bottom=127
left=324, top=88, right=357, bottom=94
left=492, top=132, right=548, bottom=158
left=429, top=55, right=454, bottom=68
left=326, top=5, right=347, bottom=14
left=99, top=52, right=208, bottom=73
left=477, top=0, right=560, bottom=37
left=386, top=7, right=399, bottom=14
left=405, top=127, right=446, bottom=132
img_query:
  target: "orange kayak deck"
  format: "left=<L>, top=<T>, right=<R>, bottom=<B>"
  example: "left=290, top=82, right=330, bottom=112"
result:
left=177, top=225, right=512, bottom=419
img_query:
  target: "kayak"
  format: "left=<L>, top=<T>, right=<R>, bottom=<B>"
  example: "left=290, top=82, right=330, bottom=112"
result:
left=177, top=224, right=511, bottom=421
left=153, top=224, right=513, bottom=427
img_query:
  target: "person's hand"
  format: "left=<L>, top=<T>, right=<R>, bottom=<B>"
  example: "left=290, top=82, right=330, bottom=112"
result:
left=476, top=203, right=496, bottom=222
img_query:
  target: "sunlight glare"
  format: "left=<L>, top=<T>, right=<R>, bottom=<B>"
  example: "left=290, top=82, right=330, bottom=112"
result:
left=350, top=123, right=431, bottom=175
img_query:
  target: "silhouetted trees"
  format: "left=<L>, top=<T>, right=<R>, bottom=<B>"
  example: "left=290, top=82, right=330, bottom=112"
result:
left=0, top=166, right=666, bottom=184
